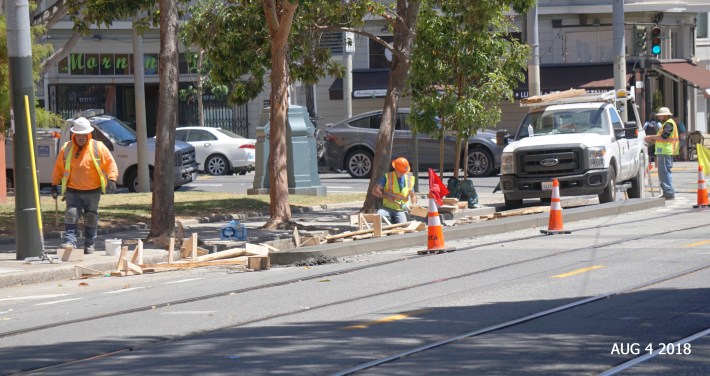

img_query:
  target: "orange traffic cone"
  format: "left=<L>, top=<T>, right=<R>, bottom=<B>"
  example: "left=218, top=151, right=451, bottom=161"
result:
left=540, top=178, right=571, bottom=235
left=418, top=198, right=456, bottom=255
left=693, top=165, right=710, bottom=208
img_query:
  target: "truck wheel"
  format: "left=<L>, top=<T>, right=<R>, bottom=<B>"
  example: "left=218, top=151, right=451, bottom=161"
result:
left=598, top=169, right=616, bottom=204
left=345, top=149, right=373, bottom=179
left=127, top=168, right=154, bottom=193
left=627, top=161, right=645, bottom=199
left=466, top=147, right=494, bottom=177
left=504, top=194, right=523, bottom=209
left=205, top=155, right=229, bottom=176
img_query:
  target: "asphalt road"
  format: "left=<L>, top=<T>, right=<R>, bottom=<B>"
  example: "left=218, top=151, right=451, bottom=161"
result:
left=1, top=187, right=709, bottom=374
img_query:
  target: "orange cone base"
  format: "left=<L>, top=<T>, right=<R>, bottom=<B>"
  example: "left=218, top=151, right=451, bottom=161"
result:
left=417, top=246, right=456, bottom=255
left=540, top=229, right=572, bottom=235
left=692, top=204, right=710, bottom=208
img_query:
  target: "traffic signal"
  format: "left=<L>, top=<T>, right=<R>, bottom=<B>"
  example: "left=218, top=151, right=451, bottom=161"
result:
left=632, top=25, right=647, bottom=55
left=651, top=26, right=662, bottom=55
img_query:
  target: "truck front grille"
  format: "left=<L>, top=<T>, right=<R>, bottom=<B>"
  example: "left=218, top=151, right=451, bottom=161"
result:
left=518, top=148, right=584, bottom=176
left=175, top=146, right=197, bottom=167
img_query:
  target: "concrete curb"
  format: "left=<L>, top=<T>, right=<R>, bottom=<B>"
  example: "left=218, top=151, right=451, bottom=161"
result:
left=0, top=252, right=167, bottom=289
left=269, top=198, right=665, bottom=265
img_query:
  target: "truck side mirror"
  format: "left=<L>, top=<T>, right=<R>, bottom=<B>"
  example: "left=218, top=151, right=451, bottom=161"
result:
left=622, top=125, right=638, bottom=139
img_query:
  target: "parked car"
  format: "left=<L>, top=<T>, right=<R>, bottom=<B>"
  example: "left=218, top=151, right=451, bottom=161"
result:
left=323, top=108, right=507, bottom=178
left=175, top=127, right=256, bottom=176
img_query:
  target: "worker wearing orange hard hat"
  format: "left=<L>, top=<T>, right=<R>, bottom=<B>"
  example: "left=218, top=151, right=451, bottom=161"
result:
left=372, top=157, right=418, bottom=224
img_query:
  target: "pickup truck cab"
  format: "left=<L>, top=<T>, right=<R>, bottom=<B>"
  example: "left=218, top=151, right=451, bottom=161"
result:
left=5, top=110, right=199, bottom=192
left=499, top=90, right=647, bottom=209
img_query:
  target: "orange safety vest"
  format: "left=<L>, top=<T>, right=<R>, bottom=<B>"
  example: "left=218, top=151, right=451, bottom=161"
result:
left=61, top=139, right=107, bottom=194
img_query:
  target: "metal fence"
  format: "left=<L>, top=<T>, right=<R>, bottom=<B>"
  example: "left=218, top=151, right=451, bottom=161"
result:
left=178, top=98, right=249, bottom=137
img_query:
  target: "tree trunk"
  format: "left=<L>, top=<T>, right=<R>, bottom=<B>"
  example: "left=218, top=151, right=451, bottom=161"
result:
left=261, top=0, right=297, bottom=229
left=147, top=0, right=179, bottom=244
left=361, top=0, right=421, bottom=213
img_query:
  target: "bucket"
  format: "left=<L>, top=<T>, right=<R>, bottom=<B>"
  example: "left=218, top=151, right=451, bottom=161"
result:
left=105, top=239, right=122, bottom=256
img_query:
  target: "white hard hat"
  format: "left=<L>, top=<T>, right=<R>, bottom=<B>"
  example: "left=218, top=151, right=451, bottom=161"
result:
left=656, top=107, right=673, bottom=117
left=70, top=117, right=94, bottom=134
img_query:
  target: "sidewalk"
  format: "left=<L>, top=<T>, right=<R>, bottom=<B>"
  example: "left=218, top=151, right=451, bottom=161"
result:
left=0, top=182, right=668, bottom=288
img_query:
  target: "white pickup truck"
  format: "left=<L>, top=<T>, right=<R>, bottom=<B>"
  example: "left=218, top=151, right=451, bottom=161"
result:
left=5, top=110, right=199, bottom=192
left=499, top=90, right=647, bottom=209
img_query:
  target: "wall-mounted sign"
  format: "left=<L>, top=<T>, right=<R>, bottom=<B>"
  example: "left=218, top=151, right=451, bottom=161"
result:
left=59, top=53, right=192, bottom=76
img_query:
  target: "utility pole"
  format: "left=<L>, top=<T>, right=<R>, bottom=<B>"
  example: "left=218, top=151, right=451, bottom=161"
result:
left=527, top=5, right=541, bottom=97
left=133, top=24, right=151, bottom=192
left=612, top=0, right=628, bottom=122
left=7, top=0, right=44, bottom=258
left=342, top=0, right=353, bottom=119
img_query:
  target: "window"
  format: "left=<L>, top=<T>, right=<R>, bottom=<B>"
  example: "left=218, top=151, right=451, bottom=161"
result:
left=176, top=130, right=188, bottom=142
left=369, top=36, right=394, bottom=69
left=187, top=130, right=217, bottom=142
left=609, top=109, right=623, bottom=130
left=699, top=13, right=708, bottom=39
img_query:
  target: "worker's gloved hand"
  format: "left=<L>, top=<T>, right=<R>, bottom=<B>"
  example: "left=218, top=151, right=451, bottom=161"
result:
left=107, top=180, right=117, bottom=194
left=50, top=185, right=58, bottom=199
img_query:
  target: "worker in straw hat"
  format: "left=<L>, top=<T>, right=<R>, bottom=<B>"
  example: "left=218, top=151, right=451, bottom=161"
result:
left=51, top=117, right=119, bottom=254
left=372, top=157, right=418, bottom=224
left=644, top=107, right=678, bottom=199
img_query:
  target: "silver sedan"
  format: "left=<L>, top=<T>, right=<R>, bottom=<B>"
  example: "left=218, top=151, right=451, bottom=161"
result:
left=176, top=127, right=256, bottom=176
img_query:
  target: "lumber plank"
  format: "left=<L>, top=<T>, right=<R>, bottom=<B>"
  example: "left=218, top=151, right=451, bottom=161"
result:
left=293, top=227, right=301, bottom=247
left=168, top=238, right=175, bottom=263
left=131, top=239, right=144, bottom=265
left=115, top=246, right=129, bottom=272
left=194, top=247, right=246, bottom=262
left=258, top=243, right=281, bottom=253
left=245, top=243, right=269, bottom=256
left=325, top=221, right=415, bottom=240
left=142, top=259, right=248, bottom=270
left=190, top=233, right=198, bottom=260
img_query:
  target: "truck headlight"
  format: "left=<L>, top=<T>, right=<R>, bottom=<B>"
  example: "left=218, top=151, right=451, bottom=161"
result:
left=501, top=152, right=515, bottom=174
left=587, top=146, right=606, bottom=169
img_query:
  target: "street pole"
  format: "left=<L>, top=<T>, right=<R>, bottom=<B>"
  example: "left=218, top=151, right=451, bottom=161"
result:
left=6, top=0, right=44, bottom=258
left=612, top=0, right=628, bottom=122
left=133, top=24, right=151, bottom=192
left=527, top=5, right=541, bottom=97
left=342, top=0, right=353, bottom=119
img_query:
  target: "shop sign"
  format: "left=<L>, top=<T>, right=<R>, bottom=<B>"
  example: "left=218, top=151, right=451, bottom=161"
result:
left=60, top=53, right=160, bottom=76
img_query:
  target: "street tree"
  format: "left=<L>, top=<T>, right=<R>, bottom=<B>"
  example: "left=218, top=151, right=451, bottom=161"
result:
left=65, top=0, right=188, bottom=242
left=409, top=0, right=533, bottom=180
left=183, top=0, right=352, bottom=229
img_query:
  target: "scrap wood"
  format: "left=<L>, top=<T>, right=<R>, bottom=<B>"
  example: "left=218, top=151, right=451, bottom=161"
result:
left=123, top=256, right=143, bottom=275
left=74, top=265, right=103, bottom=279
left=293, top=226, right=301, bottom=247
left=521, top=88, right=586, bottom=104
left=114, top=246, right=129, bottom=272
left=194, top=247, right=247, bottom=262
left=299, top=236, right=323, bottom=247
left=248, top=256, right=270, bottom=271
left=258, top=243, right=281, bottom=253
left=131, top=239, right=144, bottom=265
left=442, top=197, right=459, bottom=206
left=142, top=258, right=248, bottom=270
left=326, top=220, right=423, bottom=241
left=495, top=206, right=549, bottom=217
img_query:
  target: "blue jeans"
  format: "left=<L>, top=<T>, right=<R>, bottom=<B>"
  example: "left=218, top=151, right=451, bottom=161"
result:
left=377, top=207, right=408, bottom=224
left=656, top=154, right=674, bottom=196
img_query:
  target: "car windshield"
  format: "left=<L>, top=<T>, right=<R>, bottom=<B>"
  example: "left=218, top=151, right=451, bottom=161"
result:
left=216, top=128, right=246, bottom=139
left=518, top=107, right=609, bottom=139
left=94, top=118, right=137, bottom=145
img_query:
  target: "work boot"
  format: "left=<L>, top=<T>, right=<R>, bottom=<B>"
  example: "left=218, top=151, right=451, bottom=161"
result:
left=84, top=244, right=95, bottom=254
left=84, top=227, right=97, bottom=254
left=61, top=224, right=78, bottom=249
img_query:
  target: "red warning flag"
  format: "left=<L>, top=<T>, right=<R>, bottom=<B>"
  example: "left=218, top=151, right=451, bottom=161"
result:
left=428, top=168, right=449, bottom=206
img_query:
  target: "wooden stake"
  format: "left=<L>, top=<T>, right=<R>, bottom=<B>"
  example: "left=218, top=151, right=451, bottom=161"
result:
left=115, top=246, right=129, bottom=272
left=130, top=239, right=144, bottom=265
left=168, top=237, right=175, bottom=263
left=293, top=226, right=301, bottom=247
left=190, top=233, right=198, bottom=260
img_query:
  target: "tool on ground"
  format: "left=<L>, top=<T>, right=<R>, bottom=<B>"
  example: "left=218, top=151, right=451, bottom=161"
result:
left=540, top=178, right=571, bottom=235
left=24, top=252, right=61, bottom=264
left=54, top=195, right=60, bottom=224
left=693, top=165, right=710, bottom=208
left=417, top=197, right=456, bottom=255
left=645, top=162, right=657, bottom=197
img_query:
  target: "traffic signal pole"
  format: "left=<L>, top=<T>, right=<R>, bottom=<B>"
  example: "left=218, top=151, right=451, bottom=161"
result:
left=6, top=0, right=44, bottom=259
left=612, top=0, right=628, bottom=122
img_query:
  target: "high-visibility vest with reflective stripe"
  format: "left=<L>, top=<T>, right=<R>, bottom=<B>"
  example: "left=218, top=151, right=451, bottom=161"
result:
left=383, top=171, right=414, bottom=211
left=61, top=139, right=106, bottom=194
left=655, top=119, right=679, bottom=156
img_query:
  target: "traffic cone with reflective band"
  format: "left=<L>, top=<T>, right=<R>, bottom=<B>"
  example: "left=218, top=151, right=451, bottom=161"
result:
left=540, top=178, right=572, bottom=235
left=417, top=198, right=456, bottom=255
left=693, top=165, right=710, bottom=208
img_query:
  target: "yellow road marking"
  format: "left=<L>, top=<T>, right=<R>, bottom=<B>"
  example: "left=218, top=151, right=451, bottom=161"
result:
left=551, top=265, right=605, bottom=279
left=683, top=240, right=710, bottom=248
left=343, top=309, right=430, bottom=330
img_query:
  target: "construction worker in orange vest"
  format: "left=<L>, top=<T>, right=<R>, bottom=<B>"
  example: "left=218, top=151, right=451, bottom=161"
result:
left=372, top=157, right=418, bottom=224
left=51, top=117, right=119, bottom=254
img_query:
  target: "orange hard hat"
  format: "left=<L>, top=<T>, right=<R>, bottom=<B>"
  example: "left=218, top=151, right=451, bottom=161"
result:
left=392, top=157, right=410, bottom=174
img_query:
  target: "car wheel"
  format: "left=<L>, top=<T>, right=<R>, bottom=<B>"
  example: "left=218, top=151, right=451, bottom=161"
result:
left=345, top=149, right=373, bottom=179
left=127, top=168, right=153, bottom=193
left=466, top=147, right=494, bottom=177
left=598, top=168, right=617, bottom=204
left=205, top=155, right=229, bottom=176
left=238, top=171, right=247, bottom=175
left=504, top=194, right=523, bottom=209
